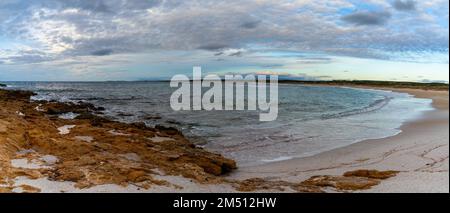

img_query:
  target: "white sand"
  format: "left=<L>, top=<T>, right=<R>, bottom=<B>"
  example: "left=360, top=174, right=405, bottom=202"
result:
left=58, top=125, right=76, bottom=135
left=108, top=130, right=131, bottom=136
left=230, top=89, right=449, bottom=193
left=74, top=136, right=94, bottom=143
left=148, top=136, right=175, bottom=143
left=12, top=175, right=237, bottom=193
left=11, top=159, right=49, bottom=169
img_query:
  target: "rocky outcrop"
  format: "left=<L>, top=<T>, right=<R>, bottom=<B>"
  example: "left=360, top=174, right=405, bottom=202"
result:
left=343, top=170, right=399, bottom=179
left=42, top=101, right=104, bottom=115
left=0, top=89, right=236, bottom=190
left=234, top=169, right=399, bottom=192
left=301, top=170, right=399, bottom=191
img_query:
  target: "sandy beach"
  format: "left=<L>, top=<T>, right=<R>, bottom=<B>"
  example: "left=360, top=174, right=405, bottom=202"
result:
left=231, top=88, right=449, bottom=193
left=0, top=87, right=448, bottom=193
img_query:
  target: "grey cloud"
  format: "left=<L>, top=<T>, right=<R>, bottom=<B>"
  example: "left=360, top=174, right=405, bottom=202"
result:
left=8, top=54, right=52, bottom=64
left=42, top=0, right=162, bottom=13
left=198, top=44, right=229, bottom=51
left=91, top=49, right=114, bottom=56
left=393, top=0, right=416, bottom=11
left=0, top=49, right=53, bottom=64
left=228, top=51, right=243, bottom=57
left=341, top=11, right=392, bottom=25
left=240, top=20, right=261, bottom=29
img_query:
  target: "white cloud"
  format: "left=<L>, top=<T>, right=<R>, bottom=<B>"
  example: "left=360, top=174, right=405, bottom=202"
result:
left=0, top=0, right=448, bottom=65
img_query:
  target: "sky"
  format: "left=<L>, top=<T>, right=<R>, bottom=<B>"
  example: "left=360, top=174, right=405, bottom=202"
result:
left=0, top=0, right=449, bottom=82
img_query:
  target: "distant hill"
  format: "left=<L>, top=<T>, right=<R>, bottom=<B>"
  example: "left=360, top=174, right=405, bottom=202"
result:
left=278, top=80, right=449, bottom=91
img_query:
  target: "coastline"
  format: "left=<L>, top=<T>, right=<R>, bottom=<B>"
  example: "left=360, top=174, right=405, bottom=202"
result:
left=231, top=87, right=449, bottom=193
left=0, top=89, right=238, bottom=193
left=1, top=85, right=448, bottom=193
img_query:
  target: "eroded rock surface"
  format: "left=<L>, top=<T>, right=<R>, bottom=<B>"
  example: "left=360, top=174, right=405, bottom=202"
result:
left=0, top=89, right=236, bottom=191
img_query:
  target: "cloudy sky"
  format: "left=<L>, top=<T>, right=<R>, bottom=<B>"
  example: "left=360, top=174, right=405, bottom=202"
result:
left=0, top=0, right=448, bottom=82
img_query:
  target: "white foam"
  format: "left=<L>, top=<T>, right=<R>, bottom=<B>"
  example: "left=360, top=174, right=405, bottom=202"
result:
left=261, top=156, right=293, bottom=163
left=59, top=112, right=79, bottom=120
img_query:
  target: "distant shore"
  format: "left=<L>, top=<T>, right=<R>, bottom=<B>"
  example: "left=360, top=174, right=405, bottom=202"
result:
left=279, top=80, right=449, bottom=91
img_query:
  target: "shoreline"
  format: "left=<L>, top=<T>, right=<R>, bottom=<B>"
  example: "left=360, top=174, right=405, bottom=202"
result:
left=1, top=85, right=448, bottom=193
left=0, top=89, right=238, bottom=193
left=231, top=87, right=449, bottom=193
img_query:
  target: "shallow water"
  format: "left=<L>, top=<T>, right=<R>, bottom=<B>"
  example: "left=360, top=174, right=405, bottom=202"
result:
left=5, top=81, right=433, bottom=166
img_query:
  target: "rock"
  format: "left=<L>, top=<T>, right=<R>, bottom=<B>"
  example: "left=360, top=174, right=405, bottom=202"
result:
left=1, top=88, right=238, bottom=191
left=75, top=113, right=111, bottom=126
left=187, top=154, right=237, bottom=176
left=17, top=184, right=41, bottom=193
left=127, top=170, right=147, bottom=182
left=45, top=101, right=103, bottom=115
left=117, top=112, right=134, bottom=117
left=12, top=169, right=42, bottom=180
left=235, top=178, right=324, bottom=193
left=143, top=115, right=162, bottom=120
left=0, top=120, right=8, bottom=133
left=155, top=125, right=182, bottom=135
left=343, top=170, right=399, bottom=180
left=51, top=169, right=85, bottom=182
left=236, top=178, right=285, bottom=192
left=0, top=89, right=36, bottom=100
left=302, top=175, right=380, bottom=191
left=167, top=154, right=181, bottom=161
left=131, top=122, right=149, bottom=130
left=166, top=119, right=182, bottom=125
left=0, top=187, right=12, bottom=193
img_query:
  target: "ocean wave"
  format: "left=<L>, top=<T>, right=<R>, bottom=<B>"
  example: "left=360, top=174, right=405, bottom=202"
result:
left=321, top=96, right=392, bottom=119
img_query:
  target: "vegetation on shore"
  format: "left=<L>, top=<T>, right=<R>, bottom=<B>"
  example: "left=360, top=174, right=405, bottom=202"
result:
left=279, top=80, right=449, bottom=91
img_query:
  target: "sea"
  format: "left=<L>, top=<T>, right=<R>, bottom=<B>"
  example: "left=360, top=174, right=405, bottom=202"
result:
left=3, top=81, right=433, bottom=166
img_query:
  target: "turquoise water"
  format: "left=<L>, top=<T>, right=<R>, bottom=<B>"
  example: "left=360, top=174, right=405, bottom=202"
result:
left=4, top=82, right=433, bottom=166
